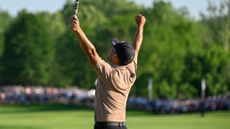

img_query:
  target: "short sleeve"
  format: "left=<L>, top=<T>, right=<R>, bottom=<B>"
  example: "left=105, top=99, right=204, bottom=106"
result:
left=127, top=60, right=137, bottom=76
left=93, top=58, right=112, bottom=80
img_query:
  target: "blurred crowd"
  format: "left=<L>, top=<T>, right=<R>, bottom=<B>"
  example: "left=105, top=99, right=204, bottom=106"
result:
left=0, top=86, right=230, bottom=114
left=0, top=86, right=95, bottom=108
left=127, top=93, right=230, bottom=114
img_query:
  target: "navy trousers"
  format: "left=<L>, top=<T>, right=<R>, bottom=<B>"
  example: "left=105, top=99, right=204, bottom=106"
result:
left=94, top=124, right=127, bottom=129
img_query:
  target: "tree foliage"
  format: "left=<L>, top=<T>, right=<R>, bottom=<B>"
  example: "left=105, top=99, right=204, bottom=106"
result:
left=0, top=0, right=229, bottom=99
left=2, top=11, right=54, bottom=85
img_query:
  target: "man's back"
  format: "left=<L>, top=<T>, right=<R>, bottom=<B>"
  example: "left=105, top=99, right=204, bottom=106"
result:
left=94, top=58, right=136, bottom=122
left=71, top=14, right=146, bottom=129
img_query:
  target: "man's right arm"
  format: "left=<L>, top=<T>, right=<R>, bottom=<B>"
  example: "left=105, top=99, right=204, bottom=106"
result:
left=71, top=16, right=112, bottom=79
left=71, top=16, right=100, bottom=66
left=133, top=15, right=146, bottom=62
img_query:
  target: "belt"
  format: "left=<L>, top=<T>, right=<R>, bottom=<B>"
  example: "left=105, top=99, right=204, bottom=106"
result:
left=95, top=122, right=126, bottom=127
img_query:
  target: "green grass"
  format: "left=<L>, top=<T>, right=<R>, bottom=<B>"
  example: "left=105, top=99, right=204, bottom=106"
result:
left=0, top=104, right=229, bottom=129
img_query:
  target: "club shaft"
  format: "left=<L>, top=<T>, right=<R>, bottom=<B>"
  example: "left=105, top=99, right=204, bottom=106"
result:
left=74, top=0, right=80, bottom=16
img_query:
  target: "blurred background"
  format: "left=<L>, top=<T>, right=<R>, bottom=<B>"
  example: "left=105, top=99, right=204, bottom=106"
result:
left=0, top=0, right=229, bottom=129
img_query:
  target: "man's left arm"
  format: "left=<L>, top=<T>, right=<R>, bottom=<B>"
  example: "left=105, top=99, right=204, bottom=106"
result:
left=71, top=16, right=100, bottom=66
left=132, top=15, right=146, bottom=63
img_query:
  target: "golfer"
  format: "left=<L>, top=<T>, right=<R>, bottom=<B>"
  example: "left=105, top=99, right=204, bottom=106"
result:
left=71, top=14, right=146, bottom=129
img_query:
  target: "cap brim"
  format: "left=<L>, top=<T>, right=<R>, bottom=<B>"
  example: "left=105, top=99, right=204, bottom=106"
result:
left=111, top=37, right=120, bottom=46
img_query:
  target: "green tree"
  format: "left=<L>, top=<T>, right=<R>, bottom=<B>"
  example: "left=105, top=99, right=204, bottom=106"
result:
left=0, top=10, right=12, bottom=56
left=1, top=10, right=54, bottom=85
left=36, top=11, right=66, bottom=41
left=134, top=1, right=205, bottom=99
left=183, top=45, right=230, bottom=96
left=54, top=0, right=140, bottom=87
left=35, top=11, right=67, bottom=86
left=0, top=10, right=12, bottom=84
left=201, top=0, right=230, bottom=50
left=0, top=0, right=228, bottom=99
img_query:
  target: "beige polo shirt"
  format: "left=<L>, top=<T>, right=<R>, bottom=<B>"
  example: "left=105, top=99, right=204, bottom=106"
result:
left=93, top=57, right=137, bottom=122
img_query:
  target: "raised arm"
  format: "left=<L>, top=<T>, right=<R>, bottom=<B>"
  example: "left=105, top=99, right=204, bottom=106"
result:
left=71, top=16, right=100, bottom=66
left=133, top=15, right=146, bottom=62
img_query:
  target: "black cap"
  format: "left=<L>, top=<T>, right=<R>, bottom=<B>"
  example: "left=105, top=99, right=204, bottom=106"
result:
left=112, top=38, right=135, bottom=65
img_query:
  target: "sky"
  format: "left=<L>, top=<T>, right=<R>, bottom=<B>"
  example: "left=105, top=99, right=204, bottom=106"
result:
left=0, top=0, right=222, bottom=19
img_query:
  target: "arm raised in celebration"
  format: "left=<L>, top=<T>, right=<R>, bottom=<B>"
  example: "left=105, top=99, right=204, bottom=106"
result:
left=71, top=16, right=100, bottom=66
left=133, top=14, right=146, bottom=62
